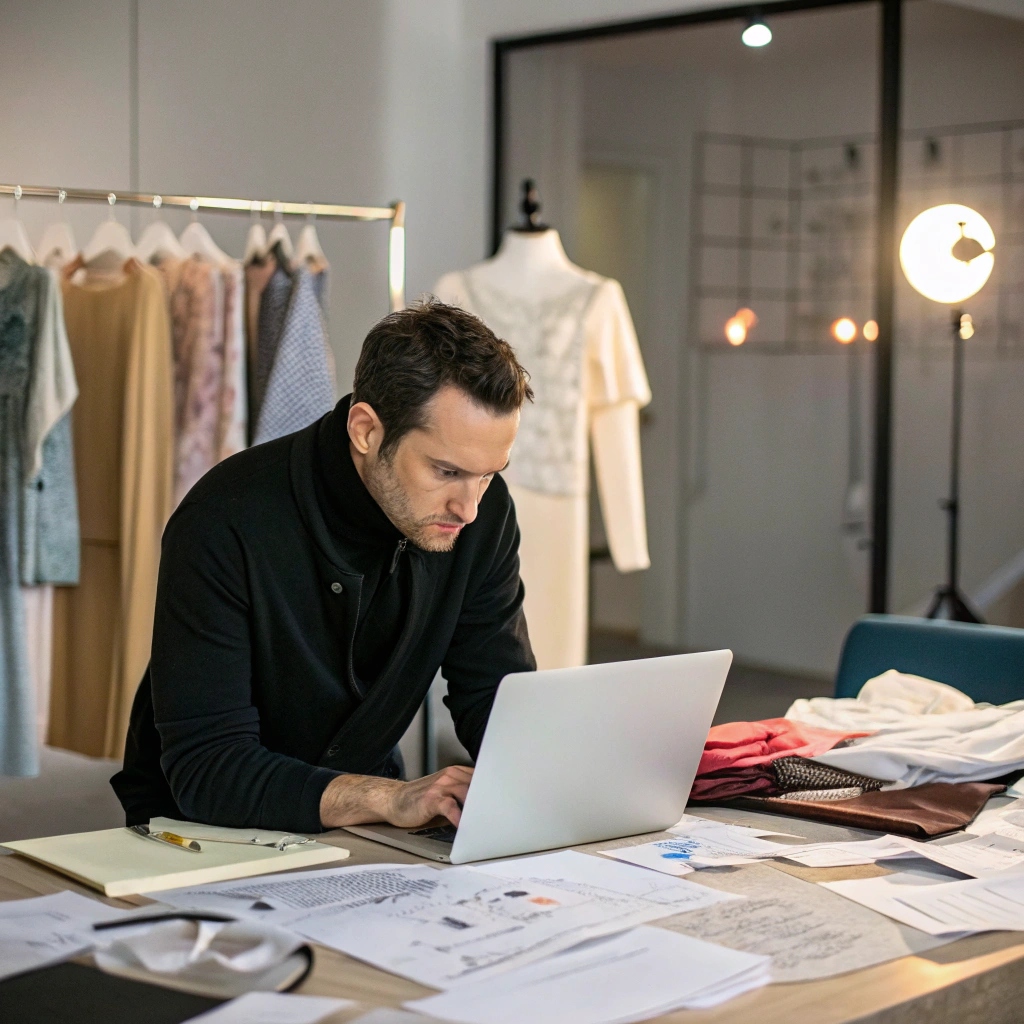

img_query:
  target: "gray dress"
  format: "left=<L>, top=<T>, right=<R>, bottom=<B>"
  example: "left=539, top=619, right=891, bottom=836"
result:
left=0, top=250, right=79, bottom=775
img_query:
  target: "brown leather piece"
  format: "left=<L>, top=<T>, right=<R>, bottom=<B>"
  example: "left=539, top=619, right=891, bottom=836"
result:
left=725, top=781, right=1006, bottom=838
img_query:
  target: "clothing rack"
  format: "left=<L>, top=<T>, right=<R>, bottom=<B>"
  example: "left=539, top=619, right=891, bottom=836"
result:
left=0, top=183, right=406, bottom=310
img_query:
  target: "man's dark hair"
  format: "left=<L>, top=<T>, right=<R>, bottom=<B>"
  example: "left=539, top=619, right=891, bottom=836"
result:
left=352, top=298, right=533, bottom=458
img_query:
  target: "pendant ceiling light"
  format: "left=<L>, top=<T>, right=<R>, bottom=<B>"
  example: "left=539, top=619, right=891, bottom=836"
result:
left=741, top=17, right=772, bottom=47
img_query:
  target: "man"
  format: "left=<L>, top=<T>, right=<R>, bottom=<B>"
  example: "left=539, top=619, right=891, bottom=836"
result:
left=112, top=300, right=536, bottom=833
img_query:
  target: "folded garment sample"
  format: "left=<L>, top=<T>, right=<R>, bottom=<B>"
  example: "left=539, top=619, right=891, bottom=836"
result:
left=691, top=755, right=884, bottom=803
left=728, top=781, right=1005, bottom=839
left=787, top=671, right=1024, bottom=787
left=698, top=719, right=869, bottom=773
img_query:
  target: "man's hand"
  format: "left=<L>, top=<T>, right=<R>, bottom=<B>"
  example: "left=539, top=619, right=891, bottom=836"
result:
left=319, top=766, right=473, bottom=830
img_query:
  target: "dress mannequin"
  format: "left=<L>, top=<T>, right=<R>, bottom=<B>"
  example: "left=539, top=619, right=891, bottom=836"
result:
left=435, top=222, right=650, bottom=669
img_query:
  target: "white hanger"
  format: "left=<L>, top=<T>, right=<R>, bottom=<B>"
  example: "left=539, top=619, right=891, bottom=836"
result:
left=83, top=193, right=135, bottom=270
left=179, top=199, right=232, bottom=265
left=0, top=186, right=37, bottom=262
left=265, top=204, right=294, bottom=261
left=294, top=208, right=326, bottom=267
left=244, top=202, right=268, bottom=263
left=36, top=189, right=77, bottom=267
left=137, top=198, right=188, bottom=262
left=244, top=222, right=267, bottom=263
left=37, top=221, right=77, bottom=267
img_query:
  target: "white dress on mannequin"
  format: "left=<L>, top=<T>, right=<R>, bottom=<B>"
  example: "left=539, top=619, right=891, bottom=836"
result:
left=435, top=230, right=651, bottom=669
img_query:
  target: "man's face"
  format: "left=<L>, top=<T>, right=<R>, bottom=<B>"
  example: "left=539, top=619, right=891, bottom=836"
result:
left=350, top=387, right=519, bottom=553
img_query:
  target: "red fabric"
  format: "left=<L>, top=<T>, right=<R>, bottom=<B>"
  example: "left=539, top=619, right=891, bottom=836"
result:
left=690, top=765, right=778, bottom=802
left=698, top=718, right=869, bottom=775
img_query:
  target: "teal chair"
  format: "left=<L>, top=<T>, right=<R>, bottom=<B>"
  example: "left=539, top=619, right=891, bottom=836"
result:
left=834, top=614, right=1024, bottom=705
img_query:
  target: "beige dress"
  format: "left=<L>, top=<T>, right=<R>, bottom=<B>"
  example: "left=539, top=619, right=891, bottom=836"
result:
left=51, top=260, right=173, bottom=758
left=435, top=271, right=651, bottom=669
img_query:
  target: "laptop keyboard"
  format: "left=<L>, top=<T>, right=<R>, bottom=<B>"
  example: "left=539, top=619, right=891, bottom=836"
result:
left=410, top=824, right=458, bottom=844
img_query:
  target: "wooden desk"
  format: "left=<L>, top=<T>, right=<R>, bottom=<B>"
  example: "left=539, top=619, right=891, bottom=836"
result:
left=2, top=815, right=1023, bottom=1024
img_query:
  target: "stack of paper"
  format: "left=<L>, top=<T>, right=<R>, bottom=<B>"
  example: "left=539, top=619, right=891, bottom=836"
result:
left=290, top=851, right=740, bottom=989
left=889, top=872, right=1024, bottom=934
left=405, top=926, right=771, bottom=1024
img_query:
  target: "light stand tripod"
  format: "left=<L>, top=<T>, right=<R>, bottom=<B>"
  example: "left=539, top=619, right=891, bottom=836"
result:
left=925, top=308, right=983, bottom=622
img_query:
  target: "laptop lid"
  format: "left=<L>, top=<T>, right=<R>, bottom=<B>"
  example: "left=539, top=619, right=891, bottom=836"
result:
left=449, top=650, right=731, bottom=864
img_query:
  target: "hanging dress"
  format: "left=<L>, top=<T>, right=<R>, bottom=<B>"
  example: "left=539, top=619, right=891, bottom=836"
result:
left=0, top=250, right=79, bottom=774
left=51, top=259, right=173, bottom=759
left=435, top=269, right=651, bottom=669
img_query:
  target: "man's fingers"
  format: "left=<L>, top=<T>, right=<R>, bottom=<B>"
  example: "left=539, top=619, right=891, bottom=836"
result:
left=438, top=796, right=462, bottom=826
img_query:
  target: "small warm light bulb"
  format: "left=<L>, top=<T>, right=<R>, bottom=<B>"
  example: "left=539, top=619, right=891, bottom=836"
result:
left=741, top=19, right=772, bottom=47
left=832, top=317, right=858, bottom=344
left=959, top=313, right=975, bottom=340
left=862, top=320, right=879, bottom=342
left=725, top=317, right=747, bottom=346
left=735, top=307, right=758, bottom=328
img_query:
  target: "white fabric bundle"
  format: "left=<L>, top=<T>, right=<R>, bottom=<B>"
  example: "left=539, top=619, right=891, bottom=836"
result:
left=786, top=670, right=1024, bottom=787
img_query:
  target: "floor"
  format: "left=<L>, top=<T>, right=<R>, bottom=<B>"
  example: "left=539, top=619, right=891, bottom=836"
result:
left=0, top=630, right=834, bottom=844
left=587, top=629, right=833, bottom=726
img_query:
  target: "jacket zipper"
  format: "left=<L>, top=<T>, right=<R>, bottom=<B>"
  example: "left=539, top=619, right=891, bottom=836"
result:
left=390, top=537, right=407, bottom=574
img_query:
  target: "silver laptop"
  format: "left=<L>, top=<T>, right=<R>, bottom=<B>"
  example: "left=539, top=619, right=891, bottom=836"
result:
left=345, top=650, right=732, bottom=864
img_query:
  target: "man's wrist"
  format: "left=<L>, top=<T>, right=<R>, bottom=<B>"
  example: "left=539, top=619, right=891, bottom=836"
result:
left=319, top=773, right=403, bottom=829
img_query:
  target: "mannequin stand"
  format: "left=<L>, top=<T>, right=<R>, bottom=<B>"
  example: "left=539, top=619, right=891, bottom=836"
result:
left=925, top=308, right=982, bottom=623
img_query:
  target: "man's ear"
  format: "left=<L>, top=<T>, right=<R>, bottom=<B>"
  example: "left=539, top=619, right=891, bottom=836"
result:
left=348, top=401, right=385, bottom=456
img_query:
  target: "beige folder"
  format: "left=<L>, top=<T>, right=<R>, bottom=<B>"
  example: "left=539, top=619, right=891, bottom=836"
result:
left=2, top=818, right=349, bottom=897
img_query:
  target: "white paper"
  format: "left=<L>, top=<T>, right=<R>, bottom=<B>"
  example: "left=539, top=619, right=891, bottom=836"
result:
left=157, top=863, right=440, bottom=921
left=186, top=991, right=354, bottom=1024
left=405, top=926, right=770, bottom=1024
left=965, top=797, right=1024, bottom=836
left=294, top=852, right=738, bottom=990
left=670, top=814, right=797, bottom=838
left=620, top=825, right=793, bottom=867
left=600, top=840, right=696, bottom=876
left=891, top=832, right=1024, bottom=877
left=1007, top=778, right=1024, bottom=799
left=658, top=862, right=949, bottom=982
left=822, top=867, right=975, bottom=936
left=780, top=836, right=916, bottom=868
left=469, top=850, right=736, bottom=909
left=892, top=872, right=1024, bottom=934
left=0, top=890, right=130, bottom=981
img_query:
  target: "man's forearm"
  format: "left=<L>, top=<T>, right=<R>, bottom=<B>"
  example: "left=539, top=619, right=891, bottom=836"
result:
left=319, top=773, right=402, bottom=829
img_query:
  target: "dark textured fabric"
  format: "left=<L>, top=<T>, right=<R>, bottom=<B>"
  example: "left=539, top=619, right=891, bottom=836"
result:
left=730, top=781, right=1006, bottom=838
left=771, top=756, right=884, bottom=794
left=111, top=397, right=535, bottom=832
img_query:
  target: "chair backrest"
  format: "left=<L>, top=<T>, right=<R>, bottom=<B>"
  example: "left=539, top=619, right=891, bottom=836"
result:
left=834, top=614, right=1024, bottom=704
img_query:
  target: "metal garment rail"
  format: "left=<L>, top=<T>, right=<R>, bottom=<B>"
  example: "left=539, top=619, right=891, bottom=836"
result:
left=0, top=183, right=406, bottom=311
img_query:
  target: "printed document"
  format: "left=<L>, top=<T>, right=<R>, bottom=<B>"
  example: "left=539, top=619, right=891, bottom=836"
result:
left=0, top=890, right=130, bottom=980
left=891, top=832, right=1024, bottom=877
left=822, top=866, right=975, bottom=936
left=405, top=926, right=770, bottom=1024
left=891, top=872, right=1024, bottom=934
left=157, top=863, right=441, bottom=921
left=602, top=831, right=910, bottom=876
left=291, top=851, right=737, bottom=989
left=659, top=862, right=948, bottom=981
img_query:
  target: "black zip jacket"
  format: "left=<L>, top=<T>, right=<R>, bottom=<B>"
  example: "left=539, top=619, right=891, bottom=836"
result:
left=111, top=399, right=535, bottom=832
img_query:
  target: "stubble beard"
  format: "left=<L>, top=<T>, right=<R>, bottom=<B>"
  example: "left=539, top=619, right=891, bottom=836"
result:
left=365, top=451, right=463, bottom=553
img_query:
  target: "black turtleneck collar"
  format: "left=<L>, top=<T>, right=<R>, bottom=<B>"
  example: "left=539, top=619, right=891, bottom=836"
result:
left=314, top=395, right=402, bottom=554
